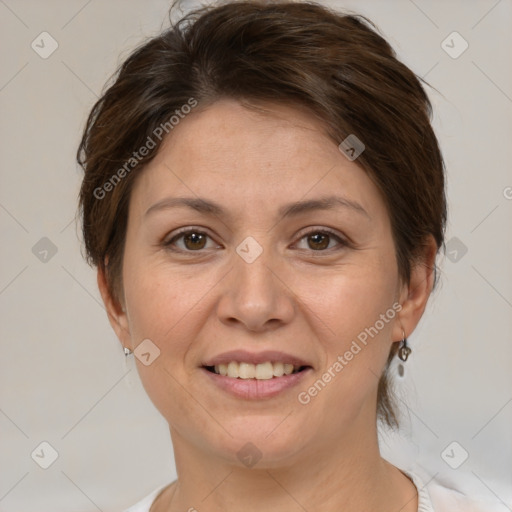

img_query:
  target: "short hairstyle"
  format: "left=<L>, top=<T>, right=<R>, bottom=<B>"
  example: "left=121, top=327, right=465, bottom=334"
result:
left=77, top=0, right=447, bottom=428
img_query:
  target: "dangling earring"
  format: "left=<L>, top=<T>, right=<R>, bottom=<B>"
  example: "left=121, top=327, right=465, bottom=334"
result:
left=398, top=330, right=411, bottom=361
left=123, top=345, right=135, bottom=390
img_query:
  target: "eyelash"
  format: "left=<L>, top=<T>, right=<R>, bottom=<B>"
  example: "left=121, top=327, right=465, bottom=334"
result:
left=162, top=227, right=349, bottom=254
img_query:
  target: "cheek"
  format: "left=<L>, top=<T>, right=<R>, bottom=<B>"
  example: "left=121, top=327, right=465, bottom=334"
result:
left=121, top=252, right=200, bottom=372
left=288, top=263, right=399, bottom=431
left=299, top=257, right=398, bottom=398
left=307, top=262, right=397, bottom=341
left=122, top=257, right=214, bottom=430
left=123, top=253, right=206, bottom=344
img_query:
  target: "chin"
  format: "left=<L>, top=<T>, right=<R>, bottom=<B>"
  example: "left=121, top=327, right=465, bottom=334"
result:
left=208, top=415, right=315, bottom=469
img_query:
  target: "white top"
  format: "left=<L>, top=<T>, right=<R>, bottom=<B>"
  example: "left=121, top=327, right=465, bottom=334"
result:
left=123, top=471, right=509, bottom=512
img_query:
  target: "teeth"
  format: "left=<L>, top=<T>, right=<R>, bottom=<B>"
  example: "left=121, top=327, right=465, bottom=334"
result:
left=283, top=363, right=294, bottom=375
left=255, top=362, right=273, bottom=380
left=272, top=362, right=284, bottom=377
left=211, top=361, right=302, bottom=379
left=227, top=361, right=238, bottom=378
left=239, top=362, right=256, bottom=379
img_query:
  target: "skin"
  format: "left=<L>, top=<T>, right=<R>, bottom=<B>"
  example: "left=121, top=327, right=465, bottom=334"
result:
left=98, top=98, right=437, bottom=512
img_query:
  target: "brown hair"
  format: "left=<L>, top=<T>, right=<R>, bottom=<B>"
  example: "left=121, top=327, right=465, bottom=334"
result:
left=77, top=0, right=446, bottom=428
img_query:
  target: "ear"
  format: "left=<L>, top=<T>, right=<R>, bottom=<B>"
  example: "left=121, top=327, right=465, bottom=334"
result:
left=393, top=235, right=438, bottom=341
left=97, top=266, right=132, bottom=351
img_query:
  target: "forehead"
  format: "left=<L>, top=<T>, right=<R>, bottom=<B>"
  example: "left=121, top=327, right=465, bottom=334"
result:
left=128, top=98, right=385, bottom=222
left=163, top=98, right=336, bottom=173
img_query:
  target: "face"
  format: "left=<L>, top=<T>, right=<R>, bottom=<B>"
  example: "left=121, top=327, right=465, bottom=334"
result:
left=105, top=98, right=412, bottom=467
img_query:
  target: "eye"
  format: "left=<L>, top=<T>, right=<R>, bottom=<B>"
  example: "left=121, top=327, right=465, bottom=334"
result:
left=294, top=228, right=348, bottom=252
left=163, top=228, right=219, bottom=252
left=163, top=227, right=348, bottom=254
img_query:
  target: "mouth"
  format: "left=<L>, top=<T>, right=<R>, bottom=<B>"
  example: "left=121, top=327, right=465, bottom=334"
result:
left=201, top=350, right=313, bottom=399
left=203, top=361, right=311, bottom=380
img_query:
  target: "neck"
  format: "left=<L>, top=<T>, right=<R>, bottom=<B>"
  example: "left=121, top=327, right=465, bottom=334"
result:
left=160, top=414, right=417, bottom=512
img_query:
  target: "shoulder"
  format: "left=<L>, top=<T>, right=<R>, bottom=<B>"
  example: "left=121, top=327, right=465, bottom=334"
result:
left=122, top=484, right=169, bottom=512
left=405, top=470, right=510, bottom=512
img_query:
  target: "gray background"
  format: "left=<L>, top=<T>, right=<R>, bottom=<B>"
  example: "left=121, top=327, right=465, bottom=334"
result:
left=0, top=0, right=511, bottom=510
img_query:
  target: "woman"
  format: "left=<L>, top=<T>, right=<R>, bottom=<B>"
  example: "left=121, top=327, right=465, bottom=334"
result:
left=76, top=1, right=492, bottom=510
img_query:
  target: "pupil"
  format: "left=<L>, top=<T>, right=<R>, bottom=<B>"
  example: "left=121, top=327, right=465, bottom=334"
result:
left=310, top=233, right=329, bottom=250
left=185, top=232, right=205, bottom=250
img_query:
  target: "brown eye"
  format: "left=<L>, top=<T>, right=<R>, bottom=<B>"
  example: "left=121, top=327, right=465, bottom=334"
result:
left=182, top=232, right=207, bottom=250
left=307, top=232, right=331, bottom=250
left=164, top=229, right=214, bottom=252
left=164, top=228, right=347, bottom=254
left=296, top=229, right=347, bottom=252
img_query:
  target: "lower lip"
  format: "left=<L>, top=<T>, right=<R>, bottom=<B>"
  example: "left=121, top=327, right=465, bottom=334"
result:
left=201, top=367, right=312, bottom=399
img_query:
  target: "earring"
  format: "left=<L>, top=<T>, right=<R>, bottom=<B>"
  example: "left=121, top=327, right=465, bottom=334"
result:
left=398, top=330, right=411, bottom=361
left=123, top=345, right=135, bottom=390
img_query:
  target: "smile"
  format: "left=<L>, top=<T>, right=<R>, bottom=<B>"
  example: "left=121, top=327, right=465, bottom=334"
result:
left=205, top=361, right=307, bottom=380
left=201, top=350, right=313, bottom=399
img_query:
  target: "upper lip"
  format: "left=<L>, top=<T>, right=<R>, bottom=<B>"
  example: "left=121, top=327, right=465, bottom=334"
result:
left=202, top=350, right=312, bottom=368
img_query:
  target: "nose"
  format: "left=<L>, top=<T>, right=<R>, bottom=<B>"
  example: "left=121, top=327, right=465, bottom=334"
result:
left=216, top=238, right=295, bottom=333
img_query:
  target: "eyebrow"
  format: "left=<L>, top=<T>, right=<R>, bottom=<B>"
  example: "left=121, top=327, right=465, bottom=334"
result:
left=144, top=195, right=370, bottom=220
